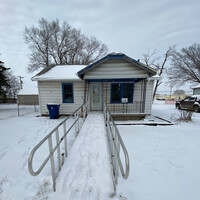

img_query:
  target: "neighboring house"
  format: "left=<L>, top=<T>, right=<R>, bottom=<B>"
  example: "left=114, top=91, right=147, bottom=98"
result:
left=155, top=94, right=189, bottom=101
left=192, top=84, right=200, bottom=95
left=17, top=87, right=39, bottom=105
left=32, top=53, right=159, bottom=117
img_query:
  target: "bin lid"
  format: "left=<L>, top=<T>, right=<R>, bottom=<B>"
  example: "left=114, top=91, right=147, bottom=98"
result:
left=47, top=103, right=60, bottom=105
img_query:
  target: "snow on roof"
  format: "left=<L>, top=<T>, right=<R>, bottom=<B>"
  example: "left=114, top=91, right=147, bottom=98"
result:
left=147, top=74, right=161, bottom=80
left=192, top=84, right=200, bottom=89
left=18, top=88, right=38, bottom=95
left=32, top=65, right=86, bottom=81
left=191, top=95, right=200, bottom=99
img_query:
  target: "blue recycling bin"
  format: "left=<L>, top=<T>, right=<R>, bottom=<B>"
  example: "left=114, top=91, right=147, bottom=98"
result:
left=47, top=104, right=60, bottom=119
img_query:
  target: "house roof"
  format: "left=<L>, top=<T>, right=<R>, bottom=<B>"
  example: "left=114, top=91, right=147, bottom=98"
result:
left=32, top=65, right=87, bottom=81
left=77, top=52, right=157, bottom=79
left=32, top=52, right=157, bottom=82
left=192, top=84, right=200, bottom=89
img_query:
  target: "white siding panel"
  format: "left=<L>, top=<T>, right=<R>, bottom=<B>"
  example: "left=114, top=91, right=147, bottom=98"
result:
left=144, top=80, right=154, bottom=114
left=38, top=79, right=154, bottom=115
left=133, top=82, right=142, bottom=102
left=84, top=63, right=148, bottom=79
left=38, top=81, right=85, bottom=115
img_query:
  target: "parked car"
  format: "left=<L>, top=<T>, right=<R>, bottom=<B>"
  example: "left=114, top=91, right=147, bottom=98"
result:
left=175, top=95, right=200, bottom=112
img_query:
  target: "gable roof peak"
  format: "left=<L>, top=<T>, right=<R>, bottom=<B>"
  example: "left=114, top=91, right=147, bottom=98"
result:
left=77, top=52, right=157, bottom=79
left=109, top=52, right=124, bottom=56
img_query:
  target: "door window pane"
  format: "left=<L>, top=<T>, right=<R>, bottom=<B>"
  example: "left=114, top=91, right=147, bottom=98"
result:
left=93, top=85, right=100, bottom=103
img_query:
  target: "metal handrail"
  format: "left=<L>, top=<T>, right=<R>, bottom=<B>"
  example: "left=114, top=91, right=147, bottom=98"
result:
left=28, top=102, right=88, bottom=192
left=103, top=102, right=130, bottom=191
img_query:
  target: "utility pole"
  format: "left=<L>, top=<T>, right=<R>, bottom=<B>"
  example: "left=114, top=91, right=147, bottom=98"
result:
left=17, top=76, right=24, bottom=89
left=170, top=84, right=173, bottom=100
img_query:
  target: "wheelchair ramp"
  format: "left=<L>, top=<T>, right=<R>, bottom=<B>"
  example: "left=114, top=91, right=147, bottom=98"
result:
left=49, top=112, right=113, bottom=200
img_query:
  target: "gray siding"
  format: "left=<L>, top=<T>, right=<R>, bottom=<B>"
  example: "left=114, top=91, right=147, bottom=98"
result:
left=17, top=95, right=39, bottom=105
left=193, top=88, right=200, bottom=95
left=144, top=80, right=154, bottom=114
left=84, top=63, right=149, bottom=79
left=38, top=81, right=84, bottom=115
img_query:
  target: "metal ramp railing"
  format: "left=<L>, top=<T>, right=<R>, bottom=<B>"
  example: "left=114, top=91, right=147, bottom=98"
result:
left=28, top=102, right=88, bottom=192
left=103, top=102, right=130, bottom=191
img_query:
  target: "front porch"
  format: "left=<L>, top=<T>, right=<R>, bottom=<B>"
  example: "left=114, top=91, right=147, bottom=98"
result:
left=83, top=78, right=152, bottom=116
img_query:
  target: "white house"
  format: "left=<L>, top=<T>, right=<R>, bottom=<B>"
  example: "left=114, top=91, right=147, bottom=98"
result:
left=192, top=84, right=200, bottom=95
left=32, top=53, right=159, bottom=117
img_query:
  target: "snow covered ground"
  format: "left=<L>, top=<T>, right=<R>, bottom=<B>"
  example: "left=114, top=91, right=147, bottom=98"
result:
left=116, top=101, right=200, bottom=200
left=0, top=104, right=39, bottom=120
left=0, top=104, right=77, bottom=199
left=0, top=102, right=200, bottom=200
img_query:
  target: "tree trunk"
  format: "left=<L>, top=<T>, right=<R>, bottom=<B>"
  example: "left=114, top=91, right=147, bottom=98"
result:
left=153, top=80, right=160, bottom=100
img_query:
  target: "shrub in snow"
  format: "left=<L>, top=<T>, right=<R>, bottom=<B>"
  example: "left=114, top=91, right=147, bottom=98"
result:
left=171, top=110, right=193, bottom=122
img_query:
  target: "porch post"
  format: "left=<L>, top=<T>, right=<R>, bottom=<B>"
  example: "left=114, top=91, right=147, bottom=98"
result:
left=142, top=80, right=147, bottom=113
left=84, top=80, right=86, bottom=103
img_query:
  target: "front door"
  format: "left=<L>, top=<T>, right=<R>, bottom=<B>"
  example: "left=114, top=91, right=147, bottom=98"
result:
left=90, top=83, right=102, bottom=111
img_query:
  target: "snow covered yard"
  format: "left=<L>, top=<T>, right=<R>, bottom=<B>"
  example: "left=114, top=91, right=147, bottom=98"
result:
left=0, top=104, right=39, bottom=119
left=116, top=101, right=200, bottom=200
left=0, top=104, right=77, bottom=199
left=0, top=102, right=200, bottom=200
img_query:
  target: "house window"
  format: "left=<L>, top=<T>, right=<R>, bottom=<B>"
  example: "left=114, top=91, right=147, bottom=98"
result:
left=62, top=83, right=74, bottom=103
left=111, top=83, right=134, bottom=103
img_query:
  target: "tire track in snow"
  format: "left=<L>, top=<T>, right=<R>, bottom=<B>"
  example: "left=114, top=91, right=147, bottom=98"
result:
left=0, top=146, right=9, bottom=161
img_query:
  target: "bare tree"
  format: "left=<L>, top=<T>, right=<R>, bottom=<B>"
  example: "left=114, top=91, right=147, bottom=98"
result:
left=24, top=18, right=108, bottom=73
left=167, top=43, right=200, bottom=86
left=173, top=89, right=185, bottom=95
left=142, top=46, right=175, bottom=99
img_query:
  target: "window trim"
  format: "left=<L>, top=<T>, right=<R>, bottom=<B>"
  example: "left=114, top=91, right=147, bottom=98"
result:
left=110, top=83, right=134, bottom=103
left=62, top=83, right=74, bottom=103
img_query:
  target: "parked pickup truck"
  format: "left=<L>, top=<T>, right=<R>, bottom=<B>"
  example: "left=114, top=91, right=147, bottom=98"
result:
left=175, top=95, right=200, bottom=112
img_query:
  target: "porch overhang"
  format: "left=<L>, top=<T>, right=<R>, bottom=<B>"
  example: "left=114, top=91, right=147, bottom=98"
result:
left=85, top=78, right=146, bottom=83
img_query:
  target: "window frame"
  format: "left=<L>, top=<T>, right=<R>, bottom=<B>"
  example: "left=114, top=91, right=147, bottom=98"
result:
left=62, top=83, right=74, bottom=103
left=110, top=83, right=134, bottom=103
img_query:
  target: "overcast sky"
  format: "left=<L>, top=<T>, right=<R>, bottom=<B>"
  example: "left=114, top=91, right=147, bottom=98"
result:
left=0, top=0, right=200, bottom=93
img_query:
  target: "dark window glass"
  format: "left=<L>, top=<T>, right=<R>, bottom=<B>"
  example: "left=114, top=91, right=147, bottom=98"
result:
left=111, top=83, right=134, bottom=103
left=62, top=83, right=73, bottom=103
left=189, top=97, right=196, bottom=101
left=123, top=84, right=133, bottom=103
left=111, top=84, right=121, bottom=102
